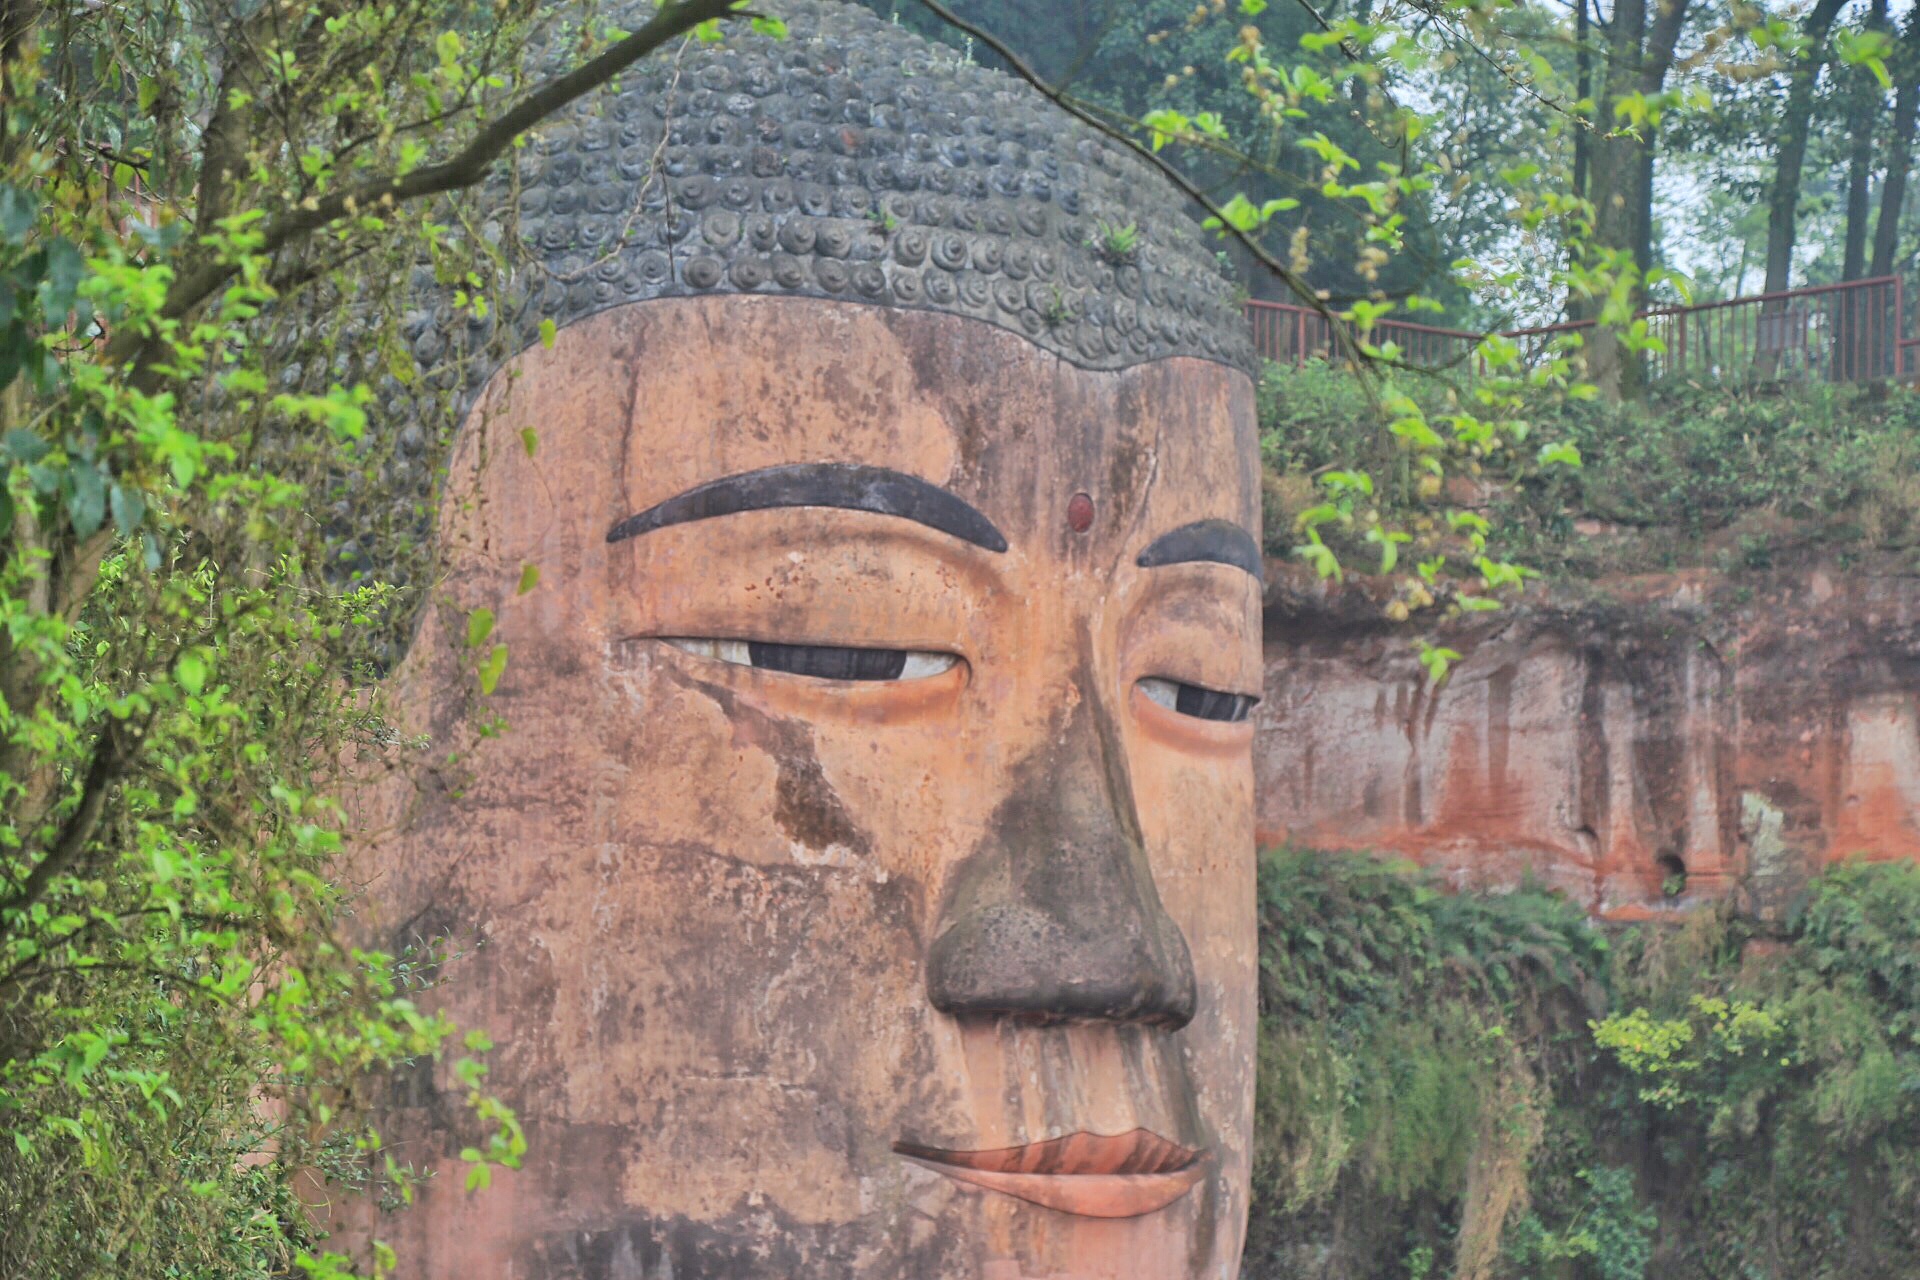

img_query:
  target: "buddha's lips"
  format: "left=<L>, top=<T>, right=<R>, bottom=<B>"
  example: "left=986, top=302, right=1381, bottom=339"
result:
left=892, top=1129, right=1206, bottom=1218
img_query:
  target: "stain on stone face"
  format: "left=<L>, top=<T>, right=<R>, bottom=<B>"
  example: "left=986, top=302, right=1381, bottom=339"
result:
left=1257, top=574, right=1920, bottom=918
left=515, top=1205, right=975, bottom=1280
left=928, top=699, right=1198, bottom=1028
left=773, top=745, right=871, bottom=857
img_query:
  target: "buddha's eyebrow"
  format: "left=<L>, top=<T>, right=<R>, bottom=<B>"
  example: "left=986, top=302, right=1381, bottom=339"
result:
left=605, top=462, right=1008, bottom=552
left=1136, top=519, right=1264, bottom=583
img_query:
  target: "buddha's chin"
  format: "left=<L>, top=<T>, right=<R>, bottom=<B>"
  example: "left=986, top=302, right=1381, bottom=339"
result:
left=497, top=1195, right=1217, bottom=1280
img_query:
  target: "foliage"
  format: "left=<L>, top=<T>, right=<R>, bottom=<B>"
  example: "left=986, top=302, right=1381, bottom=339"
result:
left=1523, top=380, right=1920, bottom=548
left=1501, top=1166, right=1657, bottom=1280
left=1248, top=852, right=1920, bottom=1280
left=1258, top=361, right=1920, bottom=578
left=885, top=0, right=1919, bottom=606
left=1256, top=357, right=1577, bottom=630
left=1247, top=848, right=1605, bottom=1274
left=0, top=1, right=758, bottom=1275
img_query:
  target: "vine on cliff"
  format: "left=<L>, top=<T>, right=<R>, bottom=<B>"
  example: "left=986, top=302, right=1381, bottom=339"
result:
left=1247, top=850, right=1920, bottom=1280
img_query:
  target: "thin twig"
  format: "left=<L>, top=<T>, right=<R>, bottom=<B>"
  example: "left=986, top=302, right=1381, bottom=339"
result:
left=914, top=0, right=1369, bottom=373
left=105, top=0, right=742, bottom=369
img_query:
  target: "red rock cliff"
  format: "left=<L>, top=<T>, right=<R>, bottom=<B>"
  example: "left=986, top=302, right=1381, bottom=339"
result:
left=1254, top=563, right=1920, bottom=919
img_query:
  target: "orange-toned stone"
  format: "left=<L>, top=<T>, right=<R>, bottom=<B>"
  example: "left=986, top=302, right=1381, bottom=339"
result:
left=1255, top=564, right=1920, bottom=918
left=344, top=297, right=1261, bottom=1278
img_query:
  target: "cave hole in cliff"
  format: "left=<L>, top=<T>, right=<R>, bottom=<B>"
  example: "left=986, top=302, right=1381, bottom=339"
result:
left=1657, top=853, right=1688, bottom=898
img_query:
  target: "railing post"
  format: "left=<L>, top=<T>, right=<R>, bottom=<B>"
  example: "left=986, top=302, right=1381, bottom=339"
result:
left=1898, top=275, right=1907, bottom=379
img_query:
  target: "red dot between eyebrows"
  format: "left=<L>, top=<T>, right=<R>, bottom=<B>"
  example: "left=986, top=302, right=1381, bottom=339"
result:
left=1067, top=492, right=1095, bottom=533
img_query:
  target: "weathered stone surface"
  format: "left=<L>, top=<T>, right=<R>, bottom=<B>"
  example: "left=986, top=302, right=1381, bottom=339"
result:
left=335, top=7, right=1268, bottom=1274
left=1255, top=565, right=1920, bottom=918
left=346, top=299, right=1262, bottom=1279
left=449, top=0, right=1254, bottom=389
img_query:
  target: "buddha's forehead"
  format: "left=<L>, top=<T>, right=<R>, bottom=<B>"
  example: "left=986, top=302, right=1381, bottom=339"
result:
left=590, top=296, right=1255, bottom=539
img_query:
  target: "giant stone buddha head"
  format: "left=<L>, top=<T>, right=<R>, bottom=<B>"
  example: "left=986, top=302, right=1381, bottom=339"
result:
left=354, top=3, right=1263, bottom=1276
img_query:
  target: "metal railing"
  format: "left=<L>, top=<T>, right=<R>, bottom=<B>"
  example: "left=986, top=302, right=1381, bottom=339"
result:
left=1243, top=301, right=1483, bottom=373
left=1244, top=275, right=1907, bottom=387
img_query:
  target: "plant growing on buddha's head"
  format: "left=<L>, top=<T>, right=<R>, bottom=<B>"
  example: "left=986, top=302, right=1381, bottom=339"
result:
left=1089, top=219, right=1143, bottom=266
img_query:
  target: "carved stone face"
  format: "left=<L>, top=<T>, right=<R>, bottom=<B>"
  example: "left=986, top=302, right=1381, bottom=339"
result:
left=358, top=294, right=1260, bottom=1279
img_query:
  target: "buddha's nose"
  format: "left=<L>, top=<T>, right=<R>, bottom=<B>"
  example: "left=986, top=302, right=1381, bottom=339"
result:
left=924, top=697, right=1198, bottom=1029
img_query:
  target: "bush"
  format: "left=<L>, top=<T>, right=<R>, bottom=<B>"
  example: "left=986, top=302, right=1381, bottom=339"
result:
left=1255, top=362, right=1920, bottom=575
left=1531, top=382, right=1920, bottom=538
left=1247, top=851, right=1920, bottom=1280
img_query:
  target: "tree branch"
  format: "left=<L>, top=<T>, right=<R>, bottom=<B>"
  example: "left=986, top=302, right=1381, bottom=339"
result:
left=914, top=0, right=1368, bottom=369
left=0, top=725, right=122, bottom=918
left=105, top=0, right=741, bottom=368
left=920, top=0, right=1304, bottom=289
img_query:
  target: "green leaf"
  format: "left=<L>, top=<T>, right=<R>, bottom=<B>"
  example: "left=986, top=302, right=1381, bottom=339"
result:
left=176, top=652, right=207, bottom=695
left=40, top=240, right=84, bottom=317
left=1141, top=108, right=1188, bottom=153
left=1417, top=642, right=1462, bottom=686
left=1293, top=531, right=1343, bottom=581
left=1295, top=502, right=1341, bottom=530
left=1390, top=418, right=1445, bottom=451
left=538, top=317, right=557, bottom=349
left=466, top=607, right=495, bottom=648
left=517, top=564, right=540, bottom=595
left=3, top=428, right=49, bottom=463
left=1366, top=526, right=1410, bottom=574
left=109, top=483, right=146, bottom=536
left=520, top=427, right=538, bottom=458
left=66, top=464, right=106, bottom=539
left=477, top=644, right=509, bottom=695
left=1240, top=0, right=1268, bottom=11
left=0, top=184, right=32, bottom=243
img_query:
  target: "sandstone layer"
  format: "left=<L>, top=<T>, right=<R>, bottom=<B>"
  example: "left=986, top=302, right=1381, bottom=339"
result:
left=1255, top=562, right=1920, bottom=919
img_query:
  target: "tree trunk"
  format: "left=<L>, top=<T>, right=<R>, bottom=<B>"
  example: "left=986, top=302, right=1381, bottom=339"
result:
left=1842, top=0, right=1890, bottom=281
left=1837, top=0, right=1889, bottom=379
left=1871, top=7, right=1920, bottom=278
left=1573, top=0, right=1592, bottom=201
left=1761, top=0, right=1849, bottom=297
left=1582, top=0, right=1690, bottom=400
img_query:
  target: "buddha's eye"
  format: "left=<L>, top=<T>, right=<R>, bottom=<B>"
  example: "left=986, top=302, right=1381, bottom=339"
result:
left=1138, top=677, right=1258, bottom=723
left=665, top=638, right=959, bottom=681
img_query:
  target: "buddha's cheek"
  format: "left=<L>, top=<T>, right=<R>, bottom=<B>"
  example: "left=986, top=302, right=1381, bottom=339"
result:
left=583, top=854, right=941, bottom=1225
left=542, top=657, right=976, bottom=1219
left=1127, top=745, right=1259, bottom=1225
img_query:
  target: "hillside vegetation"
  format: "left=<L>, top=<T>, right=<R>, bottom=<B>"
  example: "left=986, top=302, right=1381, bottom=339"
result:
left=1259, top=362, right=1920, bottom=580
left=1247, top=849, right=1920, bottom=1280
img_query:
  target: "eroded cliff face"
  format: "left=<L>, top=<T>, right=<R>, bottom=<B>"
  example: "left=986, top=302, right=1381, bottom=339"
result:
left=1255, top=563, right=1920, bottom=919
